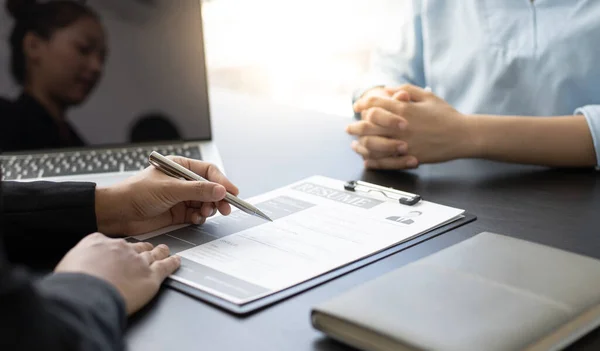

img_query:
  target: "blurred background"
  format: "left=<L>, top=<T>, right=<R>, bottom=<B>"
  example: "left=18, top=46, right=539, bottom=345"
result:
left=202, top=0, right=405, bottom=118
left=0, top=0, right=407, bottom=119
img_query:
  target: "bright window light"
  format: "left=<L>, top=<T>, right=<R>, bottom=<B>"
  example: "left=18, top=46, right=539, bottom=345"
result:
left=202, top=0, right=407, bottom=117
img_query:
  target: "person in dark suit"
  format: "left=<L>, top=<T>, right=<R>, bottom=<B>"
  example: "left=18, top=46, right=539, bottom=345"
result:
left=0, top=0, right=107, bottom=151
left=0, top=156, right=239, bottom=351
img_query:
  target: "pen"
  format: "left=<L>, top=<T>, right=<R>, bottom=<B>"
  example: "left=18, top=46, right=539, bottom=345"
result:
left=148, top=151, right=273, bottom=222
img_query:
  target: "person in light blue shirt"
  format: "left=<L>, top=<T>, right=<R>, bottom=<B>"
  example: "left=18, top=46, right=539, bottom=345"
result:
left=347, top=0, right=600, bottom=169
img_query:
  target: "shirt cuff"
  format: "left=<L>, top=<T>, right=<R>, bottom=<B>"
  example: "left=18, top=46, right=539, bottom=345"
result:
left=574, top=105, right=600, bottom=168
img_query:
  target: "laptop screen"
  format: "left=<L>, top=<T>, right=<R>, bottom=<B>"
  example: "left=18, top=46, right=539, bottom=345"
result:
left=0, top=0, right=212, bottom=153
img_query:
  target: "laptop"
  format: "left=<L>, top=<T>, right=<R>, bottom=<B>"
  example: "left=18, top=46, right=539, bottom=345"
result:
left=0, top=0, right=223, bottom=187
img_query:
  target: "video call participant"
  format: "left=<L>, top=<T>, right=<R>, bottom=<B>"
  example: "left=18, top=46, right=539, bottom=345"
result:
left=0, top=0, right=107, bottom=151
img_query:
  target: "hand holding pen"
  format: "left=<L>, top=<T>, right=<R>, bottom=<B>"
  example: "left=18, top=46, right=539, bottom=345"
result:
left=149, top=152, right=272, bottom=222
left=94, top=153, right=248, bottom=236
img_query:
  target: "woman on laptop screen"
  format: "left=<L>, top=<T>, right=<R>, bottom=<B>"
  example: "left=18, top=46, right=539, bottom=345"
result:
left=0, top=0, right=106, bottom=152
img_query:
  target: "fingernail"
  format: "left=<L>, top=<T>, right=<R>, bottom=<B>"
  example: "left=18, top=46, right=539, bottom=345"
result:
left=398, top=122, right=406, bottom=129
left=213, top=185, right=226, bottom=198
left=397, top=144, right=406, bottom=153
left=407, top=158, right=418, bottom=167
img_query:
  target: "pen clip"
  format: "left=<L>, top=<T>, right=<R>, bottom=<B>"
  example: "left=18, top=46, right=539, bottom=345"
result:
left=148, top=158, right=184, bottom=179
left=344, top=180, right=421, bottom=206
left=148, top=152, right=199, bottom=181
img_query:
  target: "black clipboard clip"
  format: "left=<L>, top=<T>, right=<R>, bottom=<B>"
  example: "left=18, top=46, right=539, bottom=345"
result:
left=344, top=180, right=422, bottom=206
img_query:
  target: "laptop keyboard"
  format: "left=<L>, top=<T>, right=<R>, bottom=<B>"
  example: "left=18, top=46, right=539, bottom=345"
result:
left=1, top=144, right=201, bottom=180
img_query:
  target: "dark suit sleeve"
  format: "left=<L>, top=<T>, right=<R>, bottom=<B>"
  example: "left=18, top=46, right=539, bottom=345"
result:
left=0, top=180, right=126, bottom=350
left=0, top=247, right=127, bottom=350
left=2, top=181, right=98, bottom=267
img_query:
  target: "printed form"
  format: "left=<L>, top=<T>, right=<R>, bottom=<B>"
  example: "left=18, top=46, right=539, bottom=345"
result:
left=133, top=176, right=465, bottom=304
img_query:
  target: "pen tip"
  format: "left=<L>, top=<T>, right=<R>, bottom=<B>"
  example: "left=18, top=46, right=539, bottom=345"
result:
left=258, top=211, right=273, bottom=222
left=250, top=207, right=273, bottom=222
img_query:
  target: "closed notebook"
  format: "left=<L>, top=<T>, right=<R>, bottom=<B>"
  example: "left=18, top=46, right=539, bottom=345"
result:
left=311, top=232, right=600, bottom=351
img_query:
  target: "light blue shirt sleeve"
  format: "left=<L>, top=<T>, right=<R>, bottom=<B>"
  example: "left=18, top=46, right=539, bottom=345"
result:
left=574, top=105, right=600, bottom=166
left=352, top=0, right=600, bottom=166
left=352, top=0, right=425, bottom=103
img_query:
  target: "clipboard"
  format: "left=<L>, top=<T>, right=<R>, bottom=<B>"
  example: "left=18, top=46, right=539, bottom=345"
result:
left=131, top=179, right=476, bottom=315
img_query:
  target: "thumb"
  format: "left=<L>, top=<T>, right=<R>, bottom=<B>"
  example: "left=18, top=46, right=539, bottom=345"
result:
left=168, top=180, right=227, bottom=203
left=397, top=85, right=431, bottom=102
left=392, top=90, right=411, bottom=102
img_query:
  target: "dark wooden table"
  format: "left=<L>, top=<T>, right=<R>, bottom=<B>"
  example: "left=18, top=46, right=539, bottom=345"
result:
left=126, top=90, right=600, bottom=350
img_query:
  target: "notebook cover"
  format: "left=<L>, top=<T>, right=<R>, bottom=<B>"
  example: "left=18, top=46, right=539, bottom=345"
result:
left=312, top=232, right=600, bottom=351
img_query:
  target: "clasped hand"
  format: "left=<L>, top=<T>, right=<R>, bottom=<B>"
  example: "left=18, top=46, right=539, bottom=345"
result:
left=347, top=84, right=475, bottom=169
